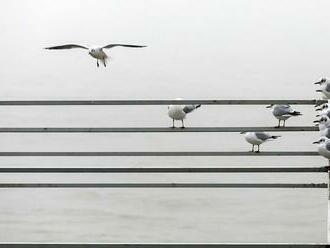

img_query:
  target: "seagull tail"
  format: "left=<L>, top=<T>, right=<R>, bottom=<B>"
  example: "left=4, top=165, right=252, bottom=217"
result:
left=270, top=135, right=281, bottom=139
left=290, top=111, right=302, bottom=116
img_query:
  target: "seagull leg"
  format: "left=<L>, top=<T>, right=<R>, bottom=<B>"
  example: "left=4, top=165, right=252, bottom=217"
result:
left=181, top=120, right=185, bottom=128
left=251, top=145, right=254, bottom=152
left=171, top=119, right=175, bottom=128
left=103, top=59, right=106, bottom=67
left=256, top=145, right=260, bottom=153
left=276, top=119, right=281, bottom=128
left=96, top=60, right=99, bottom=67
left=283, top=120, right=286, bottom=127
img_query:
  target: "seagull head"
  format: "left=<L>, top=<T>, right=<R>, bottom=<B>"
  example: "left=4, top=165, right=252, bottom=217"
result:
left=314, top=77, right=328, bottom=85
left=313, top=116, right=330, bottom=126
left=313, top=137, right=327, bottom=144
left=316, top=103, right=328, bottom=111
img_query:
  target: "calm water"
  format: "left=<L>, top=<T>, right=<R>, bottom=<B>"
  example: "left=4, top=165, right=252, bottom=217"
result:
left=0, top=105, right=327, bottom=243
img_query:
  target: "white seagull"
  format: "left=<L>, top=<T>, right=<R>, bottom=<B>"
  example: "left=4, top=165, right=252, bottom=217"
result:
left=313, top=116, right=330, bottom=131
left=266, top=104, right=302, bottom=127
left=315, top=77, right=330, bottom=99
left=44, top=43, right=147, bottom=67
left=167, top=99, right=201, bottom=128
left=241, top=131, right=281, bottom=153
left=315, top=103, right=329, bottom=117
left=313, top=137, right=330, bottom=160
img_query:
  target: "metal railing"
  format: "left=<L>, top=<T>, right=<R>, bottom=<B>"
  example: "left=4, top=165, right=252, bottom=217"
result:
left=0, top=99, right=328, bottom=247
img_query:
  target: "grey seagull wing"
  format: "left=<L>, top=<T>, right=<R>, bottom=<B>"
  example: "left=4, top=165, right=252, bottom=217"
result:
left=326, top=141, right=330, bottom=152
left=273, top=105, right=292, bottom=116
left=102, top=44, right=147, bottom=49
left=325, top=84, right=330, bottom=93
left=255, top=132, right=271, bottom=141
left=183, top=105, right=196, bottom=113
left=44, top=44, right=88, bottom=50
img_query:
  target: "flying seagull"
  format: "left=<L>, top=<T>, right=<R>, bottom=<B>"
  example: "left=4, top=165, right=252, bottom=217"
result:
left=167, top=98, right=201, bottom=128
left=240, top=131, right=280, bottom=153
left=44, top=44, right=147, bottom=67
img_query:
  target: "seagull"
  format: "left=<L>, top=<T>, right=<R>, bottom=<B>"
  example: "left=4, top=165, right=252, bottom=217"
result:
left=44, top=43, right=147, bottom=67
left=167, top=98, right=201, bottom=128
left=315, top=103, right=328, bottom=117
left=320, top=127, right=330, bottom=139
left=316, top=104, right=330, bottom=118
left=240, top=131, right=280, bottom=153
left=313, top=116, right=330, bottom=131
left=313, top=137, right=330, bottom=160
left=315, top=78, right=330, bottom=99
left=266, top=104, right=302, bottom=127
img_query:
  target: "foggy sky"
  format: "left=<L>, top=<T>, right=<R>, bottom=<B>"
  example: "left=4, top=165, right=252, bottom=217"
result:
left=0, top=0, right=329, bottom=100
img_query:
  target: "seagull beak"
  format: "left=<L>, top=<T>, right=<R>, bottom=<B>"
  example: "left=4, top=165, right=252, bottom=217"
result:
left=316, top=114, right=320, bottom=117
left=315, top=81, right=322, bottom=85
left=240, top=131, right=246, bottom=134
left=313, top=141, right=320, bottom=144
left=316, top=89, right=323, bottom=92
left=316, top=108, right=322, bottom=111
left=265, top=105, right=272, bottom=108
left=313, top=120, right=320, bottom=123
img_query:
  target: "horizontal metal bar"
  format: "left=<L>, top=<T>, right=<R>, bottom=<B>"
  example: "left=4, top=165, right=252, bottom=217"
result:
left=0, top=152, right=319, bottom=156
left=0, top=126, right=318, bottom=133
left=0, top=244, right=327, bottom=248
left=0, top=167, right=327, bottom=173
left=0, top=99, right=325, bottom=105
left=0, top=183, right=326, bottom=188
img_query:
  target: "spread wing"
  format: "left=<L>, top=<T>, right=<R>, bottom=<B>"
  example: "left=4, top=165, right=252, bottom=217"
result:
left=102, top=44, right=147, bottom=49
left=44, top=44, right=88, bottom=50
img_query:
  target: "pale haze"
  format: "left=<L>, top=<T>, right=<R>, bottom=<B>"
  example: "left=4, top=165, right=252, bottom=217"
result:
left=0, top=0, right=328, bottom=243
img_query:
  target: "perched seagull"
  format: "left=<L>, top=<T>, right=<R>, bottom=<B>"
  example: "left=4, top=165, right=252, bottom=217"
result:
left=315, top=103, right=328, bottom=117
left=314, top=116, right=330, bottom=141
left=315, top=78, right=330, bottom=99
left=44, top=43, right=147, bottom=67
left=316, top=105, right=330, bottom=118
left=240, top=131, right=280, bottom=153
left=167, top=99, right=201, bottom=128
left=266, top=104, right=302, bottom=127
left=313, top=137, right=330, bottom=160
left=320, top=128, right=330, bottom=139
left=313, top=116, right=330, bottom=131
